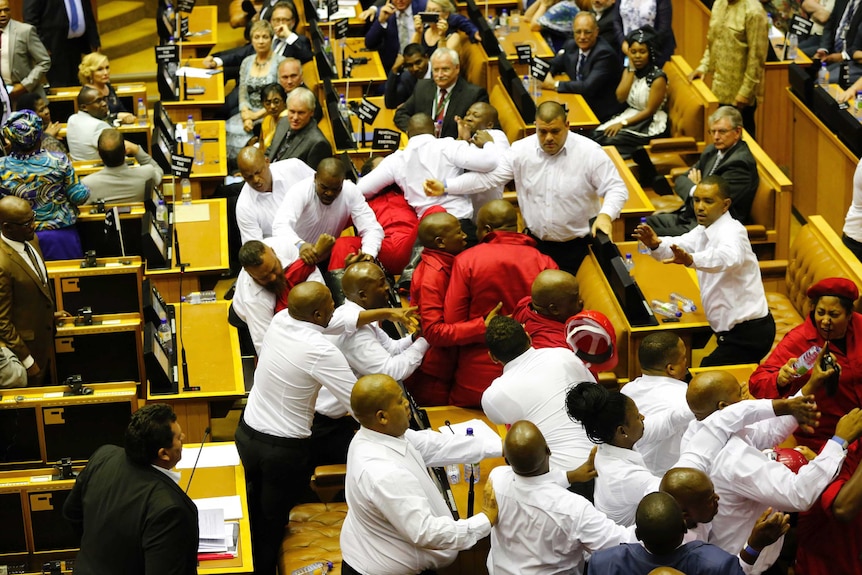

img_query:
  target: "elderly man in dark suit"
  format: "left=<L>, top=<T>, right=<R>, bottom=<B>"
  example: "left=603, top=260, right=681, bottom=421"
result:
left=647, top=106, right=759, bottom=237
left=63, top=403, right=199, bottom=575
left=266, top=86, right=333, bottom=169
left=0, top=196, right=57, bottom=386
left=394, top=47, right=489, bottom=139
left=365, top=0, right=428, bottom=72
left=541, top=11, right=624, bottom=122
left=24, top=0, right=100, bottom=87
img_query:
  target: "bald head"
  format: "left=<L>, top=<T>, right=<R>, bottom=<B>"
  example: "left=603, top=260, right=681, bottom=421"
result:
left=287, top=282, right=334, bottom=326
left=417, top=211, right=464, bottom=253
left=649, top=569, right=688, bottom=575
left=342, top=262, right=387, bottom=308
left=635, top=492, right=687, bottom=556
left=407, top=113, right=435, bottom=138
left=686, top=371, right=742, bottom=421
left=351, top=374, right=408, bottom=436
left=536, top=101, right=567, bottom=124
left=660, top=467, right=718, bottom=528
left=504, top=420, right=550, bottom=477
left=0, top=196, right=35, bottom=242
left=237, top=145, right=265, bottom=169
left=464, top=102, right=498, bottom=133
left=531, top=269, right=583, bottom=323
left=476, top=200, right=517, bottom=241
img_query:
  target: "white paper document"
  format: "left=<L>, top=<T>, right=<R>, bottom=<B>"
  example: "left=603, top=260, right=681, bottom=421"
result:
left=177, top=443, right=240, bottom=469
left=194, top=495, right=243, bottom=520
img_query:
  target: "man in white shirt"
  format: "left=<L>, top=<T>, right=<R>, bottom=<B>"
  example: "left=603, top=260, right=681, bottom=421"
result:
left=482, top=316, right=596, bottom=474
left=340, top=373, right=501, bottom=575
left=235, top=281, right=356, bottom=575
left=357, top=113, right=500, bottom=241
left=66, top=87, right=113, bottom=161
left=682, top=369, right=862, bottom=574
left=426, top=101, right=628, bottom=273
left=621, top=333, right=694, bottom=475
left=634, top=175, right=775, bottom=366
left=235, top=146, right=315, bottom=244
left=453, top=102, right=510, bottom=220
left=335, top=261, right=428, bottom=381
left=488, top=420, right=634, bottom=575
left=272, top=157, right=384, bottom=271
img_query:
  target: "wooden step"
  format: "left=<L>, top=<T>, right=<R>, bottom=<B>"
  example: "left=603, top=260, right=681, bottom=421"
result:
left=97, top=0, right=147, bottom=34
left=100, top=19, right=158, bottom=62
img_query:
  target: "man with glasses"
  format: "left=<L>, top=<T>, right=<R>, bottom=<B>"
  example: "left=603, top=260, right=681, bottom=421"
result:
left=541, top=11, right=624, bottom=122
left=646, top=106, right=758, bottom=237
left=66, top=86, right=112, bottom=161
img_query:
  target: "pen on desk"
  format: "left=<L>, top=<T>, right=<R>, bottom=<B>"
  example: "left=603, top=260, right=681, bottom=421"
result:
left=444, top=419, right=455, bottom=434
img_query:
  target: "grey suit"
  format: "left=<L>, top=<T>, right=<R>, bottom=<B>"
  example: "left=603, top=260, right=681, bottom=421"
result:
left=2, top=19, right=50, bottom=96
left=81, top=148, right=164, bottom=204
left=265, top=118, right=333, bottom=169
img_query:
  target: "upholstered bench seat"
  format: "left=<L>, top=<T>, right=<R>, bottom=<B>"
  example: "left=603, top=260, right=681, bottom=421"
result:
left=279, top=502, right=347, bottom=575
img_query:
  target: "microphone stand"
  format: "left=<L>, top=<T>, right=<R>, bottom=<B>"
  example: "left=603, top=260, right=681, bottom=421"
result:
left=184, top=426, right=211, bottom=493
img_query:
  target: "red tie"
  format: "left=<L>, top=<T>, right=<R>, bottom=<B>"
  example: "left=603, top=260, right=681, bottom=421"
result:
left=435, top=88, right=448, bottom=123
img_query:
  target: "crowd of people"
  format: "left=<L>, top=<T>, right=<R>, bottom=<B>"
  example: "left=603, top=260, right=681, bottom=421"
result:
left=1, top=0, right=862, bottom=574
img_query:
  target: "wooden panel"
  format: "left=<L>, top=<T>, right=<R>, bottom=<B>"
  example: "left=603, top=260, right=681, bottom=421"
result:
left=672, top=0, right=711, bottom=68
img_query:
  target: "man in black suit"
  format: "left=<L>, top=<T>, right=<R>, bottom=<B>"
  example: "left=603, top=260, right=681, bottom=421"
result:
left=266, top=86, right=333, bottom=168
left=365, top=0, right=428, bottom=73
left=24, top=0, right=100, bottom=87
left=63, top=403, right=199, bottom=575
left=647, top=106, right=759, bottom=236
left=592, top=0, right=624, bottom=52
left=541, top=12, right=624, bottom=122
left=384, top=43, right=430, bottom=109
left=394, top=47, right=489, bottom=139
left=813, top=0, right=862, bottom=83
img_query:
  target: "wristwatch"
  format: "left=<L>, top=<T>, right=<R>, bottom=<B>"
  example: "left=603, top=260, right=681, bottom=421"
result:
left=621, top=119, right=628, bottom=127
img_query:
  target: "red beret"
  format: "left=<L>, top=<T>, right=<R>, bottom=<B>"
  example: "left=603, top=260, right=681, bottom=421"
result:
left=806, top=277, right=860, bottom=302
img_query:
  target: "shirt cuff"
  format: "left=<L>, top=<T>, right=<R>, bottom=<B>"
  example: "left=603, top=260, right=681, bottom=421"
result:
left=213, top=56, right=224, bottom=67
left=466, top=510, right=492, bottom=539
left=22, top=355, right=34, bottom=369
left=412, top=337, right=430, bottom=354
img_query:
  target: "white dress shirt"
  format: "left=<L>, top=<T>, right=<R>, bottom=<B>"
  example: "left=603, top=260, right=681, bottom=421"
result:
left=622, top=374, right=694, bottom=475
left=482, top=347, right=597, bottom=470
left=341, top=427, right=502, bottom=575
left=488, top=466, right=636, bottom=575
left=231, top=236, right=325, bottom=354
left=651, top=211, right=768, bottom=333
left=271, top=176, right=384, bottom=257
left=66, top=111, right=112, bottom=161
left=842, top=157, right=862, bottom=243
left=683, top=410, right=846, bottom=574
left=243, top=311, right=355, bottom=438
left=443, top=132, right=628, bottom=241
left=333, top=299, right=429, bottom=381
left=235, top=158, right=315, bottom=244
left=356, top=133, right=500, bottom=220
left=594, top=399, right=779, bottom=526
left=467, top=129, right=510, bottom=222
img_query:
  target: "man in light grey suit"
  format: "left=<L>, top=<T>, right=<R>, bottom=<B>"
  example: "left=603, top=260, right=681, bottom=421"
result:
left=82, top=129, right=163, bottom=204
left=0, top=0, right=51, bottom=100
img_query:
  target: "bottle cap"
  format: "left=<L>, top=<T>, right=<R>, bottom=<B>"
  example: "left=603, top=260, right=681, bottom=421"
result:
left=466, top=427, right=474, bottom=435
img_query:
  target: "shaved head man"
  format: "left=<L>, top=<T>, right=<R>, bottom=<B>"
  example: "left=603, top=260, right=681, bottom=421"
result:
left=660, top=468, right=720, bottom=530
left=476, top=199, right=517, bottom=241
left=511, top=268, right=583, bottom=352
left=417, top=212, right=467, bottom=254
left=341, top=373, right=500, bottom=574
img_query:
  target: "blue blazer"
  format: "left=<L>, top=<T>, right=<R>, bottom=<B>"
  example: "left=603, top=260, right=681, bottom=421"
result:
left=365, top=0, right=428, bottom=72
left=550, top=36, right=625, bottom=122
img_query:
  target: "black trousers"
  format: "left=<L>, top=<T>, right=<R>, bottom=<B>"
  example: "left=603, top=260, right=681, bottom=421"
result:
left=342, top=560, right=437, bottom=575
left=528, top=232, right=592, bottom=275
left=843, top=233, right=862, bottom=265
left=235, top=419, right=312, bottom=575
left=701, top=313, right=776, bottom=367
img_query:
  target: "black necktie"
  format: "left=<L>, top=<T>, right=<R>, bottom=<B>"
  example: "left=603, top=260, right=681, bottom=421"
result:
left=275, top=130, right=293, bottom=160
left=24, top=242, right=45, bottom=284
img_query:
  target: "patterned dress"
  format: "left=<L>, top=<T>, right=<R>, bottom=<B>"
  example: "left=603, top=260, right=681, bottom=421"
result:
left=594, top=66, right=668, bottom=157
left=226, top=53, right=285, bottom=161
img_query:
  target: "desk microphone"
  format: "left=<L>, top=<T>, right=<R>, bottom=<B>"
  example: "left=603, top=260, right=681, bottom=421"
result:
left=184, top=426, right=211, bottom=493
left=175, top=229, right=199, bottom=392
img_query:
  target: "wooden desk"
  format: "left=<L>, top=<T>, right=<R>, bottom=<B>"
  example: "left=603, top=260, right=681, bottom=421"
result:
left=163, top=60, right=226, bottom=121
left=329, top=37, right=388, bottom=98
left=60, top=119, right=153, bottom=154
left=145, top=199, right=230, bottom=301
left=47, top=83, right=148, bottom=124
left=485, top=28, right=554, bottom=93
left=147, top=302, right=244, bottom=443
left=604, top=146, right=655, bottom=242
left=325, top=96, right=403, bottom=166
left=181, top=443, right=253, bottom=574
left=187, top=120, right=228, bottom=197
left=179, top=5, right=219, bottom=59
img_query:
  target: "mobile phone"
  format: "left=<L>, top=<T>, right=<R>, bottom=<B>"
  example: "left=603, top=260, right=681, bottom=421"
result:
left=420, top=11, right=440, bottom=23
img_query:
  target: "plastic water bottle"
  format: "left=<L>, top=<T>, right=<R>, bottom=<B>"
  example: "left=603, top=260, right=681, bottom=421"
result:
left=323, top=36, right=332, bottom=57
left=855, top=91, right=862, bottom=115
left=165, top=2, right=175, bottom=30
left=291, top=560, right=333, bottom=575
left=651, top=300, right=682, bottom=319
left=818, top=61, right=830, bottom=87
left=338, top=95, right=350, bottom=122
left=186, top=115, right=196, bottom=144
left=155, top=199, right=168, bottom=233
left=669, top=292, right=697, bottom=312
left=522, top=74, right=531, bottom=96
left=766, top=12, right=774, bottom=31
left=157, top=318, right=173, bottom=354
left=791, top=345, right=822, bottom=376
left=446, top=463, right=461, bottom=484
left=501, top=9, right=509, bottom=33
left=136, top=98, right=147, bottom=126
left=463, top=427, right=480, bottom=484
left=623, top=253, right=635, bottom=272
left=180, top=177, right=192, bottom=205
left=194, top=134, right=204, bottom=165
left=787, top=32, right=798, bottom=60
left=638, top=217, right=651, bottom=254
left=183, top=290, right=217, bottom=304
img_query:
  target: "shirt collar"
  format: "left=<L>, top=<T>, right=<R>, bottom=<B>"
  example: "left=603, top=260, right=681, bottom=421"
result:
left=284, top=311, right=327, bottom=333
left=703, top=210, right=733, bottom=240
left=503, top=347, right=536, bottom=372
left=151, top=464, right=182, bottom=484
left=1, top=233, right=26, bottom=252
left=356, top=426, right=409, bottom=456
left=598, top=442, right=647, bottom=465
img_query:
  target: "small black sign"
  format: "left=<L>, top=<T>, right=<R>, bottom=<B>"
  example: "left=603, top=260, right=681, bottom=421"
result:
left=177, top=0, right=196, bottom=12
left=335, top=18, right=349, bottom=39
left=790, top=14, right=814, bottom=37
left=180, top=16, right=190, bottom=38
left=515, top=44, right=533, bottom=64
left=155, top=44, right=180, bottom=64
left=327, top=0, right=339, bottom=18
left=531, top=58, right=551, bottom=80
left=171, top=153, right=193, bottom=178
left=372, top=128, right=401, bottom=151
left=357, top=98, right=381, bottom=124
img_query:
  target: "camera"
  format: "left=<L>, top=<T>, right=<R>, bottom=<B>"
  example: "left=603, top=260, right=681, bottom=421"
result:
left=821, top=351, right=841, bottom=396
left=75, top=306, right=93, bottom=326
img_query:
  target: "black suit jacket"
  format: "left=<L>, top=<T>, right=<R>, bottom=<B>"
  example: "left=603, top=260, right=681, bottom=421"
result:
left=63, top=445, right=199, bottom=575
left=384, top=69, right=419, bottom=109
left=24, top=0, right=100, bottom=86
left=266, top=118, right=333, bottom=169
left=596, top=5, right=623, bottom=52
left=364, top=0, right=428, bottom=72
left=393, top=77, right=489, bottom=138
left=820, top=0, right=862, bottom=53
left=673, top=140, right=759, bottom=224
left=214, top=35, right=314, bottom=67
left=551, top=36, right=624, bottom=122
